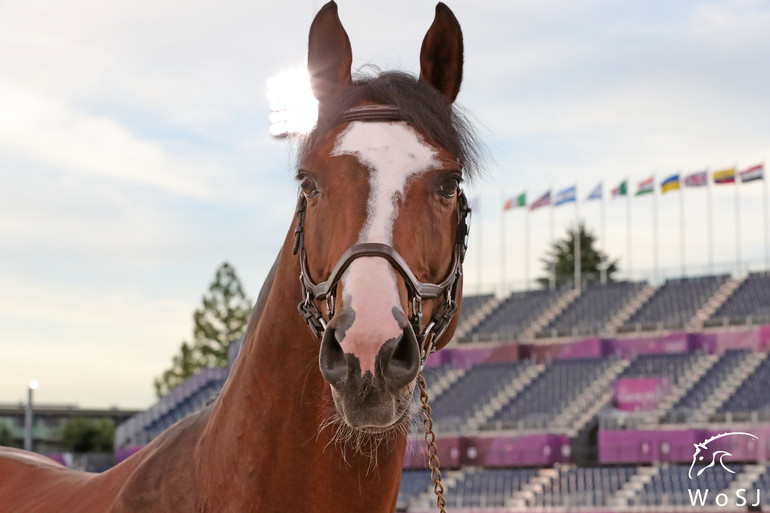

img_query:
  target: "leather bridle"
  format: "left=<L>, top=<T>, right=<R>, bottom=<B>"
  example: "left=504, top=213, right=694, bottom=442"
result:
left=292, top=105, right=471, bottom=367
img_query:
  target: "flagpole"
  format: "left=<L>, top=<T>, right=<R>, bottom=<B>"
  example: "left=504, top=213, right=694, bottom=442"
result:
left=762, top=161, right=770, bottom=273
left=653, top=173, right=659, bottom=283
left=735, top=165, right=741, bottom=275
left=574, top=194, right=581, bottom=292
left=601, top=181, right=607, bottom=285
left=501, top=190, right=506, bottom=295
left=626, top=179, right=632, bottom=281
left=601, top=181, right=606, bottom=262
left=525, top=201, right=531, bottom=290
left=680, top=173, right=685, bottom=277
left=707, top=169, right=714, bottom=274
left=550, top=186, right=555, bottom=289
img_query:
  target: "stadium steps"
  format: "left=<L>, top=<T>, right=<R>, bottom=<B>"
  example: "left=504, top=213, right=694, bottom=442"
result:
left=468, top=362, right=546, bottom=431
left=453, top=295, right=503, bottom=341
left=552, top=358, right=630, bottom=436
left=652, top=353, right=719, bottom=424
left=687, top=276, right=745, bottom=330
left=411, top=469, right=464, bottom=511
left=607, top=465, right=658, bottom=511
left=520, top=288, right=580, bottom=340
left=508, top=467, right=558, bottom=510
left=408, top=366, right=467, bottom=436
left=695, top=352, right=768, bottom=422
left=428, top=367, right=466, bottom=399
left=605, top=284, right=659, bottom=333
left=723, top=464, right=766, bottom=500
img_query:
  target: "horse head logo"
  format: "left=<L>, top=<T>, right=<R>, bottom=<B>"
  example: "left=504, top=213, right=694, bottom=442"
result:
left=689, top=432, right=758, bottom=479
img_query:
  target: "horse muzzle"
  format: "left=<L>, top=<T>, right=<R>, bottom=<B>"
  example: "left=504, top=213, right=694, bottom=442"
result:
left=319, top=307, right=420, bottom=429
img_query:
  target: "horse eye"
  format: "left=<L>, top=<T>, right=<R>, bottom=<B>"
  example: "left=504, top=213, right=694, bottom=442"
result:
left=300, top=176, right=319, bottom=199
left=437, top=176, right=460, bottom=198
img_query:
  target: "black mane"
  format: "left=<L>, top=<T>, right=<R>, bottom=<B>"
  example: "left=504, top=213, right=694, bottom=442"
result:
left=297, top=71, right=486, bottom=181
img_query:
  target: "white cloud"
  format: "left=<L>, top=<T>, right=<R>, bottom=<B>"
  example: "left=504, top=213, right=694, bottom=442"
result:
left=0, top=83, right=223, bottom=199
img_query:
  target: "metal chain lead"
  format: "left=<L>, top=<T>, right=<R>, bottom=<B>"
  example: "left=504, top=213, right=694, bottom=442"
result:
left=417, top=371, right=447, bottom=513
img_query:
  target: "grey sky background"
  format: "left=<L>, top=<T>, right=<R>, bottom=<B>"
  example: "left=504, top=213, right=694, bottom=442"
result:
left=1, top=0, right=768, bottom=408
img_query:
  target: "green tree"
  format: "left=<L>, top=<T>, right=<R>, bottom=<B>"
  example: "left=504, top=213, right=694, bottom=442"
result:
left=154, top=262, right=252, bottom=398
left=58, top=417, right=114, bottom=453
left=0, top=423, right=17, bottom=448
left=538, top=222, right=619, bottom=289
left=153, top=341, right=197, bottom=398
left=191, top=262, right=252, bottom=368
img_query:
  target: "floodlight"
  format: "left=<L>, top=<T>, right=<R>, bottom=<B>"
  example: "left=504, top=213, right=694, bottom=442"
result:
left=266, top=66, right=318, bottom=138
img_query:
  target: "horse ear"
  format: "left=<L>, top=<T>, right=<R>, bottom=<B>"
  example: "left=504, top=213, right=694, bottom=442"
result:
left=419, top=3, right=464, bottom=103
left=307, top=1, right=352, bottom=116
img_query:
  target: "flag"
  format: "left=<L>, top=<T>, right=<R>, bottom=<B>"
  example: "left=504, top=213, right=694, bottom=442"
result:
left=684, top=171, right=708, bottom=187
left=713, top=168, right=736, bottom=184
left=661, top=174, right=680, bottom=193
left=503, top=192, right=526, bottom=210
left=530, top=190, right=551, bottom=211
left=586, top=183, right=602, bottom=201
left=554, top=185, right=577, bottom=206
left=612, top=180, right=627, bottom=197
left=740, top=164, right=764, bottom=183
left=636, top=177, right=654, bottom=196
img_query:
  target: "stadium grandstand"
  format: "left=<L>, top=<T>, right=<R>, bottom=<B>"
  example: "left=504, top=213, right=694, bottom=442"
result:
left=114, top=271, right=770, bottom=512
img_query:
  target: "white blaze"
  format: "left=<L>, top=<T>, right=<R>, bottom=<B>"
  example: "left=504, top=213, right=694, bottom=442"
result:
left=331, top=121, right=439, bottom=373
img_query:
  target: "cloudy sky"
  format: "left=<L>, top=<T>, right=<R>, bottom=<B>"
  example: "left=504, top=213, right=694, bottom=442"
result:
left=1, top=0, right=768, bottom=409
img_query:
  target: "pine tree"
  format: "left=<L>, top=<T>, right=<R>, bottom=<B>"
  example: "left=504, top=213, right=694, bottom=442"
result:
left=191, top=262, right=252, bottom=368
left=153, top=341, right=197, bottom=398
left=538, top=222, right=619, bottom=289
left=154, top=262, right=252, bottom=398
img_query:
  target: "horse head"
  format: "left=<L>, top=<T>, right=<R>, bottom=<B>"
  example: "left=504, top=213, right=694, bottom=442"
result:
left=294, top=1, right=479, bottom=434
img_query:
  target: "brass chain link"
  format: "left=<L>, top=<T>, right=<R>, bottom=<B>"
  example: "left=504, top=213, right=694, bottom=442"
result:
left=417, top=371, right=447, bottom=513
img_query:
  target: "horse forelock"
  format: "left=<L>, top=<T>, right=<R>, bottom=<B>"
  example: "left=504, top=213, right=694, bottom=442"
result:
left=296, top=71, right=486, bottom=181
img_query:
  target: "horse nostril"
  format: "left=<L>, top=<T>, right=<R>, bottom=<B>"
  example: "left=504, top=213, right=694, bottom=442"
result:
left=377, top=325, right=419, bottom=390
left=319, top=326, right=347, bottom=387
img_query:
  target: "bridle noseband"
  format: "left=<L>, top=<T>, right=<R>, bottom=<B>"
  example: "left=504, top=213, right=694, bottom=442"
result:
left=292, top=105, right=471, bottom=367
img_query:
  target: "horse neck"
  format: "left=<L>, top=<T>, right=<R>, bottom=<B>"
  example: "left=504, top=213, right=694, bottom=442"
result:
left=194, top=230, right=407, bottom=512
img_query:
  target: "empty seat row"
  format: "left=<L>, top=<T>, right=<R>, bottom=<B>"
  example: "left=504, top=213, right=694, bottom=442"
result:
left=541, top=281, right=644, bottom=336
left=623, top=275, right=728, bottom=330
left=711, top=272, right=770, bottom=323
left=468, top=288, right=564, bottom=340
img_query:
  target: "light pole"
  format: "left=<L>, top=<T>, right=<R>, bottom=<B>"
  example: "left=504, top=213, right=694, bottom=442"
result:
left=24, top=380, right=38, bottom=452
left=598, top=258, right=610, bottom=285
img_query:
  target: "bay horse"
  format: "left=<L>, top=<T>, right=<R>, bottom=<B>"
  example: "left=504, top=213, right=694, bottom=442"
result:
left=0, top=2, right=482, bottom=511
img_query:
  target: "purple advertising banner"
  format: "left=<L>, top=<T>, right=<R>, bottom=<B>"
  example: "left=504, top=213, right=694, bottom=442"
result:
left=404, top=434, right=569, bottom=468
left=485, top=343, right=521, bottom=363
left=760, top=325, right=770, bottom=351
left=524, top=337, right=603, bottom=362
left=404, top=436, right=461, bottom=469
left=424, top=346, right=494, bottom=370
left=438, top=325, right=770, bottom=369
left=694, top=329, right=762, bottom=354
left=460, top=434, right=570, bottom=467
left=613, top=377, right=670, bottom=411
left=600, top=425, right=770, bottom=464
left=602, top=332, right=694, bottom=359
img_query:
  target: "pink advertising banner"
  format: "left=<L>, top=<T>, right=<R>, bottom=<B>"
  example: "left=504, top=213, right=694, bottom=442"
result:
left=613, top=377, right=670, bottom=411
